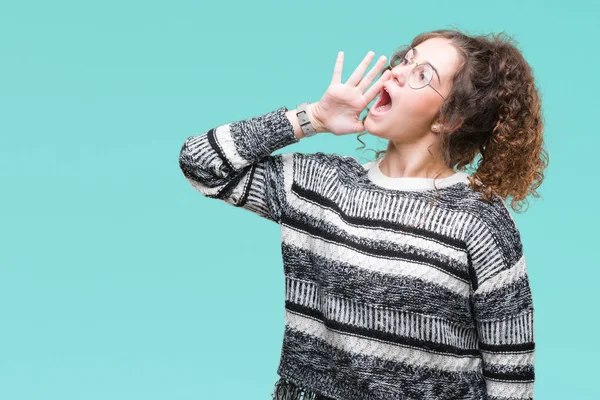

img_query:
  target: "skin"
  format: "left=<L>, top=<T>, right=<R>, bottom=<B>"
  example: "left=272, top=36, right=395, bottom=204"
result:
left=365, top=38, right=463, bottom=179
left=296, top=37, right=464, bottom=180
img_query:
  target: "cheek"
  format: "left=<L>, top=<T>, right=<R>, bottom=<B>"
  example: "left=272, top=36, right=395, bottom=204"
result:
left=365, top=92, right=442, bottom=137
left=397, top=91, right=440, bottom=119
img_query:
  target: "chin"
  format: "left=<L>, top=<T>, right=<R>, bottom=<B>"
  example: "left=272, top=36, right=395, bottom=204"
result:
left=364, top=116, right=391, bottom=139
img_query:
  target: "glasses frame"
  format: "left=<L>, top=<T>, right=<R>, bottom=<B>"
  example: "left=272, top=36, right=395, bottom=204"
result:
left=388, top=49, right=445, bottom=100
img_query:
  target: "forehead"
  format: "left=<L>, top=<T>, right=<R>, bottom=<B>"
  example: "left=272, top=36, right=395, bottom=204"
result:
left=410, top=38, right=461, bottom=82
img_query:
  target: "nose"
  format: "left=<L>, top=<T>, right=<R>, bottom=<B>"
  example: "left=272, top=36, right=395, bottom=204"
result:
left=389, top=66, right=407, bottom=87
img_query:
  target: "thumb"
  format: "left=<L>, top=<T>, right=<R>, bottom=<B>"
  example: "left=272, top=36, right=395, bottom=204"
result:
left=364, top=70, right=391, bottom=105
left=353, top=120, right=365, bottom=134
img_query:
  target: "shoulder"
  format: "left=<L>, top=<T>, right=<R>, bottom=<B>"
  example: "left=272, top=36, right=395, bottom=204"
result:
left=464, top=192, right=524, bottom=266
left=288, top=152, right=360, bottom=164
left=286, top=152, right=367, bottom=173
left=466, top=190, right=519, bottom=238
left=451, top=179, right=518, bottom=231
left=279, top=152, right=368, bottom=190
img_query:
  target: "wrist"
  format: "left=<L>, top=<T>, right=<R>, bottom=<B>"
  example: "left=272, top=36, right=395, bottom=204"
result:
left=306, top=102, right=326, bottom=134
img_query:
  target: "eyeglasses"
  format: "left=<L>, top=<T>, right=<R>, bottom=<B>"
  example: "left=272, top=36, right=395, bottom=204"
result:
left=388, top=47, right=445, bottom=100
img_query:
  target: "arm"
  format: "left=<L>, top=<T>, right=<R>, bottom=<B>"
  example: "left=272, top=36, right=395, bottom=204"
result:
left=178, top=104, right=322, bottom=223
left=467, top=205, right=535, bottom=400
left=178, top=50, right=390, bottom=223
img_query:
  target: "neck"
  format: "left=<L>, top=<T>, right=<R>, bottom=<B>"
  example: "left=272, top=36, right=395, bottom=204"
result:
left=381, top=140, right=455, bottom=179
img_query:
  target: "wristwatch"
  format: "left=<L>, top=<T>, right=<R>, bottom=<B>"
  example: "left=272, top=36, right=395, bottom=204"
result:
left=296, top=102, right=318, bottom=138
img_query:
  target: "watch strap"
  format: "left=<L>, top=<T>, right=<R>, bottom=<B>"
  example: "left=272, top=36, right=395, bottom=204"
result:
left=296, top=102, right=317, bottom=137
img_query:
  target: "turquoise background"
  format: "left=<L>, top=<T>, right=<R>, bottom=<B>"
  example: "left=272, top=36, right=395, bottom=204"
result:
left=1, top=0, right=596, bottom=398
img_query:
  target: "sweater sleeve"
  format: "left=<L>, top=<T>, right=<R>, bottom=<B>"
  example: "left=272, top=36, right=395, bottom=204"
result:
left=466, top=203, right=536, bottom=400
left=178, top=106, right=300, bottom=224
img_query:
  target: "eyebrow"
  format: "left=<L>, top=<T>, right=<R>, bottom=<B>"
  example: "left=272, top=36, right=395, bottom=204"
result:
left=410, top=47, right=441, bottom=85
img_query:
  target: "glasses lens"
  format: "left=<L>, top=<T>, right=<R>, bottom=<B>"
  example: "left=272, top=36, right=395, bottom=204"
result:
left=389, top=47, right=434, bottom=89
left=409, top=64, right=433, bottom=89
left=389, top=46, right=410, bottom=67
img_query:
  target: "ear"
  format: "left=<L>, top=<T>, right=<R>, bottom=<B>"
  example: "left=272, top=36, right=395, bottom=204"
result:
left=434, top=118, right=464, bottom=133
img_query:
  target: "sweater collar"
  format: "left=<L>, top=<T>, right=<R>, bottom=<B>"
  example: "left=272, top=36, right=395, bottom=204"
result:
left=363, top=157, right=471, bottom=191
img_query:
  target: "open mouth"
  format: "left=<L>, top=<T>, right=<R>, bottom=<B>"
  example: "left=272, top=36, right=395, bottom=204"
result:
left=371, top=87, right=393, bottom=115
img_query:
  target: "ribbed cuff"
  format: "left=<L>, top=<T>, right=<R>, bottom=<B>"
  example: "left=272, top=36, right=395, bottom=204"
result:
left=226, top=106, right=299, bottom=165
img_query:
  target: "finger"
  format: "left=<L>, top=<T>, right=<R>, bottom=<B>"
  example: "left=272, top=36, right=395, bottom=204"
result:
left=346, top=51, right=375, bottom=87
left=363, top=70, right=391, bottom=105
left=352, top=119, right=365, bottom=134
left=331, top=51, right=344, bottom=85
left=357, top=55, right=387, bottom=93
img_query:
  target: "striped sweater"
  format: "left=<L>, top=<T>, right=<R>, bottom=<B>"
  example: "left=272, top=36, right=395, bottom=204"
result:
left=178, top=106, right=535, bottom=400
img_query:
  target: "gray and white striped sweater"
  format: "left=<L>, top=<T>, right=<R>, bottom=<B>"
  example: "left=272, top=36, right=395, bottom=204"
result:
left=178, top=106, right=535, bottom=400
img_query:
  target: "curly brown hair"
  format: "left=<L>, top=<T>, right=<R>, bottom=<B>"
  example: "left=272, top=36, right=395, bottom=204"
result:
left=356, top=28, right=548, bottom=213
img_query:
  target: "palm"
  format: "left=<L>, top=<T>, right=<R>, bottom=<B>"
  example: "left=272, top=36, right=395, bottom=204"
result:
left=312, top=51, right=391, bottom=136
left=317, top=84, right=369, bottom=135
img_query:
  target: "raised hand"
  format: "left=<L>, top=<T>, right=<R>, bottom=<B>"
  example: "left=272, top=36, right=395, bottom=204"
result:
left=310, top=51, right=390, bottom=136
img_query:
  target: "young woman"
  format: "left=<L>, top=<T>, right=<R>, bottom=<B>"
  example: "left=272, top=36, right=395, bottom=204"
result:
left=179, top=28, right=546, bottom=400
